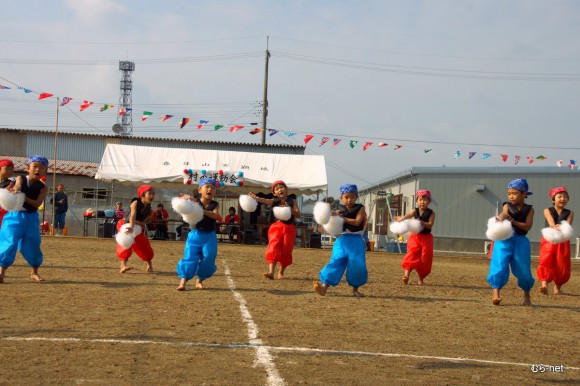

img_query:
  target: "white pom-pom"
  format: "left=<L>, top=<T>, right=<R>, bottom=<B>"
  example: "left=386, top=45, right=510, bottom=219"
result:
left=273, top=206, right=292, bottom=221
left=486, top=217, right=514, bottom=241
left=116, top=224, right=135, bottom=249
left=13, top=193, right=25, bottom=211
left=559, top=220, right=574, bottom=242
left=389, top=220, right=409, bottom=235
left=181, top=203, right=204, bottom=227
left=171, top=197, right=196, bottom=215
left=407, top=219, right=423, bottom=234
left=541, top=227, right=564, bottom=244
left=0, top=189, right=17, bottom=210
left=323, top=215, right=344, bottom=236
left=239, top=195, right=258, bottom=212
left=313, top=202, right=331, bottom=225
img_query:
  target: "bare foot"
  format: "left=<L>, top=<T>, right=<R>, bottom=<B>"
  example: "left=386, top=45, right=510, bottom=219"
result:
left=417, top=278, right=425, bottom=286
left=522, top=291, right=532, bottom=306
left=492, top=297, right=502, bottom=305
left=313, top=281, right=327, bottom=296
left=554, top=286, right=563, bottom=295
left=145, top=263, right=153, bottom=273
left=277, top=273, right=284, bottom=280
left=31, top=274, right=45, bottom=282
left=539, top=286, right=548, bottom=295
left=263, top=272, right=274, bottom=280
left=177, top=279, right=186, bottom=291
left=120, top=266, right=133, bottom=273
left=401, top=275, right=409, bottom=285
left=195, top=280, right=206, bottom=289
left=352, top=288, right=365, bottom=298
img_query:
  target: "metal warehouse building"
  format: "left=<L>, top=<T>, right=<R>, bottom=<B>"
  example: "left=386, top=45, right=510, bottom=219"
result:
left=359, top=167, right=580, bottom=255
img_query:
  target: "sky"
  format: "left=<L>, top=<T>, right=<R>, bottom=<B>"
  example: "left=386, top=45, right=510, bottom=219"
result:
left=1, top=0, right=580, bottom=195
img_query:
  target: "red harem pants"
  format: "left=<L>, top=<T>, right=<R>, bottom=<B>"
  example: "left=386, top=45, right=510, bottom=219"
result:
left=401, top=232, right=434, bottom=279
left=265, top=221, right=296, bottom=268
left=115, top=219, right=154, bottom=262
left=537, top=237, right=571, bottom=286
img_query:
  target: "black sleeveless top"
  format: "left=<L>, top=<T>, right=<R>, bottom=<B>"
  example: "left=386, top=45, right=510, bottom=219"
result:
left=505, top=202, right=533, bottom=235
left=338, top=203, right=365, bottom=233
left=545, top=207, right=571, bottom=227
left=126, top=198, right=152, bottom=223
left=196, top=200, right=219, bottom=231
left=414, top=208, right=433, bottom=235
left=269, top=197, right=296, bottom=225
left=20, top=176, right=45, bottom=213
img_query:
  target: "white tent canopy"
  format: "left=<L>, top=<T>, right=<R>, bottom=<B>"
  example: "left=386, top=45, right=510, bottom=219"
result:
left=95, top=144, right=327, bottom=194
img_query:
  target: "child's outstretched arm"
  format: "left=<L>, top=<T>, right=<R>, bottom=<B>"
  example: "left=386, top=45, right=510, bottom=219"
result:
left=544, top=208, right=558, bottom=228
left=395, top=211, right=415, bottom=222
left=247, top=192, right=274, bottom=206
left=566, top=211, right=574, bottom=225
left=497, top=203, right=510, bottom=221
left=421, top=211, right=436, bottom=230
left=126, top=200, right=139, bottom=232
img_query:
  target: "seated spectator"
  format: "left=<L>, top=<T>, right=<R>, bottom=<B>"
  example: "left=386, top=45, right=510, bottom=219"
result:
left=223, top=206, right=240, bottom=241
left=151, top=203, right=169, bottom=240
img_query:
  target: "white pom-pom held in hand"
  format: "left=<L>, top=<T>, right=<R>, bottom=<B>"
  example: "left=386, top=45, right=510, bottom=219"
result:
left=115, top=223, right=142, bottom=249
left=313, top=201, right=331, bottom=225
left=559, top=220, right=574, bottom=242
left=171, top=197, right=196, bottom=215
left=239, top=195, right=258, bottom=212
left=182, top=203, right=204, bottom=226
left=0, top=189, right=17, bottom=210
left=273, top=206, right=292, bottom=221
left=389, top=220, right=409, bottom=235
left=541, top=227, right=564, bottom=244
left=485, top=217, right=514, bottom=241
left=406, top=219, right=424, bottom=234
left=323, top=215, right=344, bottom=236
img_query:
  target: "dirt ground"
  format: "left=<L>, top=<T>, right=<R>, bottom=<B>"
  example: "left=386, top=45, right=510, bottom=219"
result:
left=1, top=236, right=579, bottom=385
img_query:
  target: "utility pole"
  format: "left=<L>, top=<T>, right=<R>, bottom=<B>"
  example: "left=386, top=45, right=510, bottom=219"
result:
left=261, top=36, right=270, bottom=145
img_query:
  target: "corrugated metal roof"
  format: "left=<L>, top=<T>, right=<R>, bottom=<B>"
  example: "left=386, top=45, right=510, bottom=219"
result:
left=0, top=156, right=99, bottom=177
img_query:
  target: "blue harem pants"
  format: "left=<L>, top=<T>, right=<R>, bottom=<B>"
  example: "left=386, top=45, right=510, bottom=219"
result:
left=319, top=233, right=368, bottom=287
left=487, top=234, right=534, bottom=291
left=176, top=229, right=217, bottom=281
left=0, top=211, right=43, bottom=269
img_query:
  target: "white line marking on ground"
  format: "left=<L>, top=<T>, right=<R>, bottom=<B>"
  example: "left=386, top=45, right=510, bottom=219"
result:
left=4, top=336, right=578, bottom=371
left=222, top=261, right=286, bottom=386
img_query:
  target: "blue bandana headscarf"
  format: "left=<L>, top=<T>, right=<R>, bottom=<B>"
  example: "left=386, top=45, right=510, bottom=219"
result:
left=340, top=184, right=358, bottom=196
left=199, top=177, right=216, bottom=188
left=508, top=178, right=533, bottom=196
left=28, top=155, right=49, bottom=167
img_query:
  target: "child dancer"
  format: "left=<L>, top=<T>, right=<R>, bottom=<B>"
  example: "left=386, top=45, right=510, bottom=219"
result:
left=537, top=187, right=574, bottom=295
left=396, top=190, right=436, bottom=285
left=0, top=155, right=48, bottom=283
left=116, top=185, right=155, bottom=273
left=487, top=178, right=535, bottom=306
left=0, top=158, right=15, bottom=228
left=313, top=184, right=368, bottom=298
left=248, top=180, right=300, bottom=280
left=176, top=177, right=219, bottom=291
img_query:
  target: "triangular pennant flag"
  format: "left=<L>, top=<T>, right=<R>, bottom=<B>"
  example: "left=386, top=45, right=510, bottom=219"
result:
left=38, top=93, right=53, bottom=100
left=424, top=148, right=432, bottom=153
left=268, top=129, right=279, bottom=136
left=377, top=143, right=387, bottom=148
left=79, top=100, right=94, bottom=112
left=118, top=107, right=126, bottom=116
left=482, top=153, right=491, bottom=160
left=0, top=84, right=11, bottom=89
left=229, top=125, right=244, bottom=132
left=349, top=141, right=358, bottom=149
left=304, top=135, right=314, bottom=144
left=284, top=132, right=296, bottom=137
left=17, top=86, right=32, bottom=93
left=468, top=152, right=476, bottom=159
left=249, top=128, right=262, bottom=135
left=332, top=138, right=342, bottom=147
left=394, top=145, right=402, bottom=150
left=536, top=155, right=547, bottom=161
left=319, top=137, right=330, bottom=147
left=100, top=104, right=113, bottom=112
left=556, top=160, right=563, bottom=167
left=453, top=151, right=461, bottom=159
left=141, top=111, right=153, bottom=121
left=214, top=124, right=224, bottom=131
left=527, top=156, right=535, bottom=164
left=60, top=97, right=72, bottom=106
left=501, top=154, right=508, bottom=162
left=180, top=118, right=191, bottom=129
left=197, top=120, right=209, bottom=129
left=363, top=142, right=373, bottom=151
left=160, top=115, right=174, bottom=122
left=514, top=155, right=521, bottom=165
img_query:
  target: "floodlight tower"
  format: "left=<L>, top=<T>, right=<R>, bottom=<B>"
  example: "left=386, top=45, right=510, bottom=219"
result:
left=116, top=61, right=135, bottom=136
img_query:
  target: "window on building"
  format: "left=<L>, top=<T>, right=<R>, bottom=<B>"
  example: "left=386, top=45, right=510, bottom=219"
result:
left=82, top=188, right=108, bottom=200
